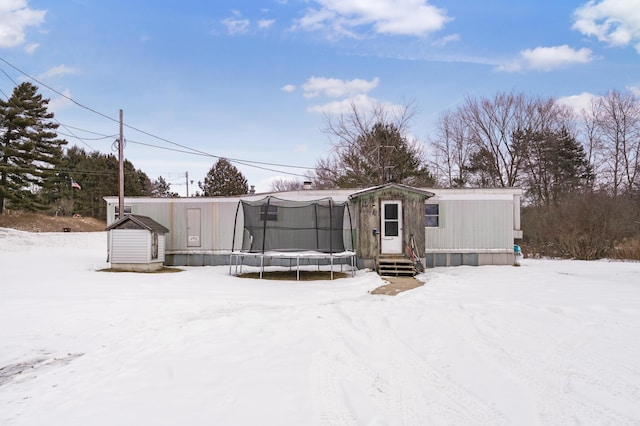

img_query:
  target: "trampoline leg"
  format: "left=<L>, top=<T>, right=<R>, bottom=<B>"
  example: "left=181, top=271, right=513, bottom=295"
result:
left=331, top=257, right=334, bottom=280
left=260, top=256, right=264, bottom=279
left=297, top=257, right=300, bottom=281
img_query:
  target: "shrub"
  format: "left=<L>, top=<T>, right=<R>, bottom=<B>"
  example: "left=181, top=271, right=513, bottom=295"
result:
left=521, top=192, right=640, bottom=260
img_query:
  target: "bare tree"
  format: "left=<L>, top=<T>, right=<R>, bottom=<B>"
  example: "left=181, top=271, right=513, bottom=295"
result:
left=578, top=99, right=606, bottom=188
left=312, top=99, right=433, bottom=188
left=269, top=177, right=304, bottom=192
left=593, top=90, right=640, bottom=196
left=433, top=92, right=576, bottom=192
left=460, top=91, right=531, bottom=187
left=429, top=110, right=473, bottom=187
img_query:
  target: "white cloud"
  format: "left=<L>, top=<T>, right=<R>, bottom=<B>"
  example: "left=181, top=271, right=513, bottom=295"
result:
left=522, top=45, right=594, bottom=70
left=258, top=19, right=275, bottom=29
left=557, top=92, right=598, bottom=114
left=573, top=0, right=640, bottom=53
left=24, top=42, right=38, bottom=54
left=293, top=0, right=452, bottom=38
left=498, top=45, right=594, bottom=72
left=0, top=0, right=45, bottom=48
left=48, top=89, right=74, bottom=113
left=294, top=144, right=308, bottom=153
left=281, top=84, right=296, bottom=93
left=302, top=76, right=379, bottom=98
left=222, top=17, right=250, bottom=35
left=306, top=93, right=404, bottom=116
left=628, top=85, right=640, bottom=96
left=432, top=33, right=460, bottom=47
left=38, top=64, right=78, bottom=79
left=307, top=93, right=375, bottom=114
left=496, top=60, right=522, bottom=73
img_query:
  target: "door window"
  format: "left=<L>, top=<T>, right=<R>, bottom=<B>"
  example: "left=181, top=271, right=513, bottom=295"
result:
left=384, top=203, right=399, bottom=236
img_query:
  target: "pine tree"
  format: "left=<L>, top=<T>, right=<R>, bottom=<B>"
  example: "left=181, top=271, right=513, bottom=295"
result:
left=152, top=175, right=179, bottom=197
left=50, top=146, right=153, bottom=219
left=519, top=127, right=594, bottom=206
left=551, top=128, right=594, bottom=202
left=317, top=122, right=434, bottom=188
left=199, top=158, right=248, bottom=196
left=0, top=82, right=67, bottom=214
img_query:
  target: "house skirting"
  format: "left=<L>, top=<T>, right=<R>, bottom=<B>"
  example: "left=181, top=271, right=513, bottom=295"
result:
left=424, top=251, right=515, bottom=267
left=166, top=252, right=356, bottom=269
left=165, top=252, right=515, bottom=268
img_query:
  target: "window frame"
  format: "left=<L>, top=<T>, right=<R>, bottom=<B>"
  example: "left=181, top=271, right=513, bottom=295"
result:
left=115, top=205, right=132, bottom=220
left=424, top=203, right=439, bottom=228
left=259, top=204, right=278, bottom=222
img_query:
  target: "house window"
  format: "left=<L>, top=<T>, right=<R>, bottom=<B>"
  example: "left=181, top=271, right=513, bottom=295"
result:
left=151, top=232, right=159, bottom=260
left=115, top=205, right=132, bottom=220
left=260, top=204, right=278, bottom=221
left=425, top=204, right=439, bottom=227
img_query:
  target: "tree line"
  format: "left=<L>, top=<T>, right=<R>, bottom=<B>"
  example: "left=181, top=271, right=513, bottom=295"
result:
left=2, top=82, right=639, bottom=260
left=425, top=90, right=640, bottom=260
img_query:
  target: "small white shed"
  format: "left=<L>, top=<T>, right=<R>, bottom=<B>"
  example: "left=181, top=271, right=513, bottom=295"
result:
left=106, top=214, right=170, bottom=272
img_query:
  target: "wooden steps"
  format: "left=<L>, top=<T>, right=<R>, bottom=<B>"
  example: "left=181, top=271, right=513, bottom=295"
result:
left=376, top=255, right=416, bottom=277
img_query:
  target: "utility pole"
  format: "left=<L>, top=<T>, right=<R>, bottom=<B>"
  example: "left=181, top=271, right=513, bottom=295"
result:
left=185, top=171, right=189, bottom=197
left=118, top=109, right=124, bottom=218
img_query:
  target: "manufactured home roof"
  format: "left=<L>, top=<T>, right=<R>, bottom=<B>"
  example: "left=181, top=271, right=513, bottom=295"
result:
left=103, top=186, right=523, bottom=205
left=349, top=183, right=435, bottom=199
left=105, top=214, right=169, bottom=233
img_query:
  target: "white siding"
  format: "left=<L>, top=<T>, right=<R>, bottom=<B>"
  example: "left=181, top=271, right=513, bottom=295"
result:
left=110, top=229, right=150, bottom=263
left=425, top=199, right=514, bottom=252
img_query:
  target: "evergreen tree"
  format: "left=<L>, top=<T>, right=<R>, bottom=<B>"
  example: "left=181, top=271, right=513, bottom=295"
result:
left=551, top=128, right=594, bottom=202
left=465, top=147, right=502, bottom=188
left=151, top=175, right=179, bottom=197
left=312, top=99, right=434, bottom=189
left=199, top=158, right=248, bottom=196
left=0, top=82, right=67, bottom=214
left=317, top=122, right=434, bottom=188
left=50, top=146, right=153, bottom=219
left=519, top=127, right=594, bottom=206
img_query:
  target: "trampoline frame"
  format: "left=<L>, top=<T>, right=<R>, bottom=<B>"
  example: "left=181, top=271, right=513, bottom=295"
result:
left=229, top=251, right=356, bottom=280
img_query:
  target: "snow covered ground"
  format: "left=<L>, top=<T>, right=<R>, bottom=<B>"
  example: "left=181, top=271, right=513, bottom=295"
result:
left=1, top=229, right=640, bottom=426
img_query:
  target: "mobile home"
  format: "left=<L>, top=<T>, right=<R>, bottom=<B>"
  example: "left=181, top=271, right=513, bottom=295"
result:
left=104, top=184, right=522, bottom=271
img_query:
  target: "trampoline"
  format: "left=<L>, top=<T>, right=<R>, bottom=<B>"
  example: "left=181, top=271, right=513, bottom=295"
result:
left=230, top=196, right=356, bottom=280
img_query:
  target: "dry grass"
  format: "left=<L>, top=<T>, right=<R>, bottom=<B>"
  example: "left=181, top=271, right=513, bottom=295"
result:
left=611, top=238, right=640, bottom=261
left=237, top=270, right=348, bottom=281
left=0, top=210, right=105, bottom=233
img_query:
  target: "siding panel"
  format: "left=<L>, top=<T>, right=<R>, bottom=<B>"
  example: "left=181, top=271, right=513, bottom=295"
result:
left=111, top=229, right=149, bottom=263
left=425, top=199, right=514, bottom=251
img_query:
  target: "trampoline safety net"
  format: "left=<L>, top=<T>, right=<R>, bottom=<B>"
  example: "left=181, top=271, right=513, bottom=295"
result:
left=233, top=196, right=354, bottom=253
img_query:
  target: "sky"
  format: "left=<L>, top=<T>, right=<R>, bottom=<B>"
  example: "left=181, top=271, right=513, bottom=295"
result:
left=0, top=0, right=639, bottom=195
left=1, top=230, right=640, bottom=424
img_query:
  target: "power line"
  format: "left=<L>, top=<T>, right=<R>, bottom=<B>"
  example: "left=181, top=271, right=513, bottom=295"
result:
left=0, top=56, right=325, bottom=178
left=0, top=65, right=96, bottom=151
left=57, top=131, right=116, bottom=141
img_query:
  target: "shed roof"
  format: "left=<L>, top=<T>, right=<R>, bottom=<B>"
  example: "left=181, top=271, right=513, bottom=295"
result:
left=105, top=214, right=169, bottom=233
left=349, top=183, right=435, bottom=199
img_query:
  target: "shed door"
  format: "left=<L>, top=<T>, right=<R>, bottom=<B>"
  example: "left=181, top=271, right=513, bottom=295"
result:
left=381, top=200, right=402, bottom=254
left=187, top=208, right=201, bottom=247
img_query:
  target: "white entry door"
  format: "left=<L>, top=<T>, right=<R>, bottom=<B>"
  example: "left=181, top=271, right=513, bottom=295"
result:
left=381, top=200, right=402, bottom=254
left=187, top=208, right=201, bottom=247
